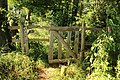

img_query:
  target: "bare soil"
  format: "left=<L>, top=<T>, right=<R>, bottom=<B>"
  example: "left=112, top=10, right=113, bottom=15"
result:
left=38, top=68, right=58, bottom=80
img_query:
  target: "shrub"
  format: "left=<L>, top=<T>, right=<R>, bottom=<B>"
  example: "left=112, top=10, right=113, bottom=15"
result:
left=59, top=64, right=86, bottom=80
left=0, top=52, right=38, bottom=80
left=116, top=53, right=120, bottom=79
left=86, top=32, right=116, bottom=80
left=29, top=42, right=48, bottom=62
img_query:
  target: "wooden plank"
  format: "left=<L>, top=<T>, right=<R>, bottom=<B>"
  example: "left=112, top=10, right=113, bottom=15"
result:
left=9, top=25, right=79, bottom=31
left=24, top=27, right=29, bottom=54
left=53, top=31, right=76, bottom=58
left=49, top=58, right=75, bottom=64
left=58, top=32, right=63, bottom=59
left=12, top=39, right=21, bottom=43
left=85, top=42, right=92, bottom=46
left=48, top=31, right=54, bottom=60
left=50, top=26, right=79, bottom=31
left=9, top=25, right=49, bottom=30
left=66, top=31, right=72, bottom=58
left=8, top=26, right=20, bottom=30
left=74, top=31, right=79, bottom=57
left=85, top=27, right=102, bottom=31
left=28, top=25, right=49, bottom=30
left=108, top=27, right=112, bottom=33
left=12, top=38, right=49, bottom=43
left=19, top=22, right=25, bottom=53
left=80, top=22, right=85, bottom=61
left=29, top=38, right=49, bottom=42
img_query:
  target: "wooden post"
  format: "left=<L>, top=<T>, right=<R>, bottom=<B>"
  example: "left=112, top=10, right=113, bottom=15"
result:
left=74, top=31, right=79, bottom=58
left=80, top=22, right=85, bottom=61
left=48, top=31, right=54, bottom=61
left=66, top=31, right=72, bottom=58
left=58, top=31, right=63, bottom=59
left=24, top=26, right=29, bottom=54
left=108, top=27, right=112, bottom=33
left=20, top=22, right=25, bottom=53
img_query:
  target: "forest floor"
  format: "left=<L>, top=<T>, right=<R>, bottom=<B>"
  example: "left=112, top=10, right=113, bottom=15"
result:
left=38, top=67, right=60, bottom=80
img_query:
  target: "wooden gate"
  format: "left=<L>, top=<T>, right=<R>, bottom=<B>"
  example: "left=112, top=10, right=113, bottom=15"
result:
left=9, top=24, right=80, bottom=63
left=9, top=23, right=104, bottom=64
left=48, top=26, right=80, bottom=63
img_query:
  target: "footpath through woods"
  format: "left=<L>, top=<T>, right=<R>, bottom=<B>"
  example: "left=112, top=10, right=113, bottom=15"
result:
left=38, top=67, right=60, bottom=80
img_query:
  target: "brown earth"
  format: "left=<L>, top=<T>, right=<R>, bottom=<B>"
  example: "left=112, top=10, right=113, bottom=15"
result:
left=38, top=68, right=58, bottom=80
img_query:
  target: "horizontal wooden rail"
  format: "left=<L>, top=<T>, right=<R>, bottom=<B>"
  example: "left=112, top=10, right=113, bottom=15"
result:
left=9, top=25, right=79, bottom=31
left=12, top=38, right=49, bottom=43
left=28, top=25, right=49, bottom=30
left=85, top=27, right=102, bottom=31
left=12, top=39, right=21, bottom=43
left=85, top=42, right=92, bottom=46
left=8, top=25, right=49, bottom=30
left=8, top=26, right=20, bottom=30
left=29, top=38, right=49, bottom=42
left=49, top=58, right=75, bottom=64
left=50, top=26, right=79, bottom=31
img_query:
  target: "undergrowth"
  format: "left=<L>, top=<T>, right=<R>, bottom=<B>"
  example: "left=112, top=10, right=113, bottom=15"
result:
left=0, top=52, right=38, bottom=80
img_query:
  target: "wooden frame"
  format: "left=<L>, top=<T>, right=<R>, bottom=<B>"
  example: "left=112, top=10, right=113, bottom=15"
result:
left=11, top=24, right=105, bottom=63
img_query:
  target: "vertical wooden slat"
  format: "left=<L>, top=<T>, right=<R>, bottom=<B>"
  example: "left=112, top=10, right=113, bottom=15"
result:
left=58, top=31, right=63, bottom=59
left=20, top=22, right=25, bottom=53
left=48, top=31, right=54, bottom=61
left=74, top=31, right=79, bottom=58
left=66, top=31, right=72, bottom=58
left=80, top=22, right=85, bottom=61
left=24, top=27, right=29, bottom=54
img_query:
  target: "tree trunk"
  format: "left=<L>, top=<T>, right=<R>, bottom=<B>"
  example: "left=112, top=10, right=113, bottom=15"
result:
left=0, top=0, right=13, bottom=50
left=0, top=0, right=7, bottom=28
left=79, top=0, right=84, bottom=18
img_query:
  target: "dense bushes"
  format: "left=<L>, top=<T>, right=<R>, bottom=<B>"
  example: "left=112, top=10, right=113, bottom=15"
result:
left=29, top=42, right=48, bottom=62
left=84, top=31, right=120, bottom=80
left=0, top=52, right=38, bottom=80
left=117, top=54, right=120, bottom=79
left=85, top=32, right=116, bottom=79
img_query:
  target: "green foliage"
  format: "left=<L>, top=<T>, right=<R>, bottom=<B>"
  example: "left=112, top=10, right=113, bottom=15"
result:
left=5, top=0, right=120, bottom=80
left=64, top=64, right=86, bottom=80
left=29, top=42, right=48, bottom=62
left=117, top=55, right=120, bottom=79
left=52, top=64, right=86, bottom=80
left=28, top=28, right=49, bottom=62
left=106, top=1, right=120, bottom=43
left=0, top=52, right=38, bottom=80
left=0, top=8, right=6, bottom=26
left=86, top=31, right=119, bottom=79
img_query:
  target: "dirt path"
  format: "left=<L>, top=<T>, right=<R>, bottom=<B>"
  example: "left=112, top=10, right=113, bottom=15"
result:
left=38, top=68, right=59, bottom=80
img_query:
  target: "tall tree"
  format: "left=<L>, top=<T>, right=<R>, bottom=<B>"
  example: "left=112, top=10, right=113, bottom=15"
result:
left=0, top=0, right=12, bottom=49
